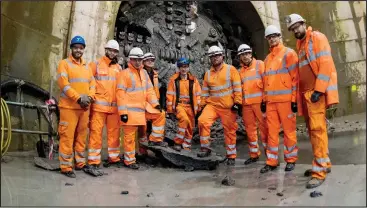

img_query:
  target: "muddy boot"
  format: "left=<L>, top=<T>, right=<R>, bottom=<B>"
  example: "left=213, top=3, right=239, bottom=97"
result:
left=197, top=148, right=211, bottom=158
left=83, top=165, right=104, bottom=177
left=149, top=141, right=168, bottom=147
left=304, top=168, right=331, bottom=177
left=260, top=164, right=277, bottom=174
left=306, top=177, right=325, bottom=189
left=61, top=170, right=76, bottom=178
left=285, top=163, right=296, bottom=171
left=103, top=160, right=124, bottom=168
left=226, top=158, right=235, bottom=166
left=244, top=157, right=259, bottom=165
left=125, top=163, right=140, bottom=170
left=172, top=144, right=182, bottom=152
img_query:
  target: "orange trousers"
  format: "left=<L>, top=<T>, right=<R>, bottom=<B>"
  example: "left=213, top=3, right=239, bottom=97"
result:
left=88, top=111, right=120, bottom=165
left=173, top=104, right=195, bottom=150
left=58, top=108, right=89, bottom=172
left=198, top=104, right=238, bottom=158
left=122, top=111, right=166, bottom=165
left=242, top=103, right=268, bottom=158
left=302, top=90, right=331, bottom=180
left=266, top=102, right=298, bottom=166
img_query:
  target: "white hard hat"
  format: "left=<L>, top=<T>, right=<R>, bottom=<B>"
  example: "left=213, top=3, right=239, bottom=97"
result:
left=128, top=47, right=144, bottom=58
left=264, top=25, right=281, bottom=38
left=237, top=44, right=252, bottom=55
left=105, top=40, right=119, bottom=51
left=207, top=45, right=224, bottom=57
left=286, top=14, right=306, bottom=30
left=143, top=52, right=155, bottom=61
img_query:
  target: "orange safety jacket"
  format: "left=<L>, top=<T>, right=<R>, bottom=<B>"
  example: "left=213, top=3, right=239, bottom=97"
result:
left=263, top=43, right=299, bottom=103
left=57, top=55, right=96, bottom=109
left=116, top=63, right=160, bottom=125
left=239, top=58, right=266, bottom=105
left=144, top=68, right=160, bottom=100
left=89, top=56, right=122, bottom=114
left=166, top=72, right=201, bottom=115
left=201, top=63, right=242, bottom=108
left=296, top=26, right=339, bottom=115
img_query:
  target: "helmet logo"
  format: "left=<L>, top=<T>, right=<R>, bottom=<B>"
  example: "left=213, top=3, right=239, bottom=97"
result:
left=76, top=38, right=81, bottom=41
left=285, top=16, right=292, bottom=24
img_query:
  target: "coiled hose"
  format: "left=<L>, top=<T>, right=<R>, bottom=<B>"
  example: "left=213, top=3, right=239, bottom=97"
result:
left=1, top=98, right=12, bottom=157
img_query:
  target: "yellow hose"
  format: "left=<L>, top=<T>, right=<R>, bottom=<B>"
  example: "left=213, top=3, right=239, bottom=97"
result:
left=1, top=98, right=12, bottom=157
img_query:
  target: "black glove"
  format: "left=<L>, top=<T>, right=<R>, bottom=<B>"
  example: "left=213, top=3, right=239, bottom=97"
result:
left=88, top=96, right=94, bottom=103
left=167, top=113, right=175, bottom=120
left=260, top=101, right=266, bottom=113
left=291, top=102, right=297, bottom=113
left=155, top=105, right=162, bottom=112
left=311, top=91, right=322, bottom=103
left=77, top=95, right=90, bottom=109
left=231, top=104, right=242, bottom=116
left=120, top=114, right=128, bottom=123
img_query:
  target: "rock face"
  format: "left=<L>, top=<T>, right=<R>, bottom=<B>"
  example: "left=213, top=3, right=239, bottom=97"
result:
left=114, top=1, right=250, bottom=140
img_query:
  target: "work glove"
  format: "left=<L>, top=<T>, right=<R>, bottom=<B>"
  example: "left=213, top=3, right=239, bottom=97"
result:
left=231, top=104, right=242, bottom=116
left=311, top=91, right=322, bottom=103
left=120, top=114, right=128, bottom=123
left=77, top=95, right=90, bottom=109
left=260, top=101, right=266, bottom=113
left=154, top=105, right=162, bottom=112
left=88, top=96, right=94, bottom=104
left=291, top=102, right=298, bottom=113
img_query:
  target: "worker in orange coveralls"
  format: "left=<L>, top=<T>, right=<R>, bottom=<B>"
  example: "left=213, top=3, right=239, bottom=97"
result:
left=197, top=45, right=242, bottom=166
left=57, top=35, right=95, bottom=178
left=116, top=47, right=167, bottom=169
left=237, top=44, right=268, bottom=165
left=166, top=57, right=201, bottom=152
left=86, top=40, right=123, bottom=175
left=261, top=25, right=299, bottom=174
left=286, top=13, right=339, bottom=188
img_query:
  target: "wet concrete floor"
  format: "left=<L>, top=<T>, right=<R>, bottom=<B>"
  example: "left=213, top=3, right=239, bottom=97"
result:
left=1, top=130, right=366, bottom=206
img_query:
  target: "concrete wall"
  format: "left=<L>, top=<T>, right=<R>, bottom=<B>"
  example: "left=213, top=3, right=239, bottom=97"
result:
left=277, top=1, right=366, bottom=116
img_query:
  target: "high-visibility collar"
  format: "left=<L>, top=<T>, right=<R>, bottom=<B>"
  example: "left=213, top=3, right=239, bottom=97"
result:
left=68, top=55, right=86, bottom=66
left=210, top=63, right=225, bottom=72
left=269, top=43, right=285, bottom=55
left=101, top=56, right=112, bottom=65
left=242, top=58, right=257, bottom=71
left=128, top=62, right=143, bottom=71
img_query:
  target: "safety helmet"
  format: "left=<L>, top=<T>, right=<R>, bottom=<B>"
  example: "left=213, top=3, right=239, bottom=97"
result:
left=70, top=35, right=86, bottom=48
left=142, top=52, right=156, bottom=61
left=105, top=39, right=119, bottom=51
left=237, top=44, right=252, bottom=56
left=177, top=57, right=190, bottom=67
left=207, top=45, right=224, bottom=57
left=264, top=25, right=281, bottom=38
left=128, top=47, right=144, bottom=59
left=286, top=14, right=306, bottom=30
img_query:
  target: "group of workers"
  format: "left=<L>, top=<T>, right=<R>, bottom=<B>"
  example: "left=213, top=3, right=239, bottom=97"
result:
left=56, top=14, right=339, bottom=189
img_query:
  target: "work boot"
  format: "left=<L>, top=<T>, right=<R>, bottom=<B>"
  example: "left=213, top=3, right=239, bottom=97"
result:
left=149, top=141, right=168, bottom=147
left=61, top=171, right=76, bottom=178
left=83, top=165, right=104, bottom=177
left=125, top=163, right=139, bottom=170
left=304, top=168, right=331, bottom=177
left=197, top=148, right=211, bottom=158
left=244, top=157, right=259, bottom=165
left=103, top=160, right=123, bottom=168
left=260, top=164, right=277, bottom=173
left=306, top=177, right=325, bottom=189
left=285, top=163, right=296, bottom=171
left=172, top=144, right=182, bottom=152
left=226, top=158, right=235, bottom=166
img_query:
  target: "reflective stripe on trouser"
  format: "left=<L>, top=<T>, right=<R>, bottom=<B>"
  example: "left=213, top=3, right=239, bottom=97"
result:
left=88, top=111, right=120, bottom=165
left=58, top=108, right=89, bottom=172
left=302, top=90, right=330, bottom=180
left=266, top=102, right=298, bottom=166
left=173, top=104, right=195, bottom=150
left=242, top=103, right=268, bottom=158
left=198, top=104, right=238, bottom=158
left=136, top=125, right=149, bottom=155
left=146, top=111, right=166, bottom=142
left=121, top=125, right=138, bottom=165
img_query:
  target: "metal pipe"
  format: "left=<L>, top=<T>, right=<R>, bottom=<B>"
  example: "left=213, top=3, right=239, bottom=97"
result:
left=5, top=101, right=56, bottom=110
left=1, top=128, right=55, bottom=136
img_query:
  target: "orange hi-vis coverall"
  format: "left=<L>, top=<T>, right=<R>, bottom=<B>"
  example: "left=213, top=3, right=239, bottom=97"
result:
left=137, top=68, right=160, bottom=145
left=87, top=56, right=122, bottom=165
left=263, top=43, right=299, bottom=166
left=166, top=72, right=201, bottom=150
left=57, top=55, right=96, bottom=172
left=116, top=63, right=166, bottom=165
left=199, top=63, right=242, bottom=158
left=239, top=58, right=268, bottom=158
left=296, top=26, right=339, bottom=180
